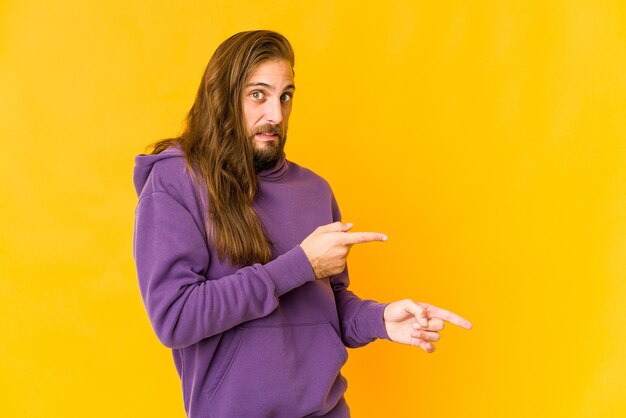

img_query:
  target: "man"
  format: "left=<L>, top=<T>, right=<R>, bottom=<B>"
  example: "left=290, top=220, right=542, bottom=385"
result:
left=133, top=30, right=471, bottom=418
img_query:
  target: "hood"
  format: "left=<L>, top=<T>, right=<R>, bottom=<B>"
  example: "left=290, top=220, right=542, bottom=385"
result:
left=133, top=146, right=184, bottom=197
left=133, top=146, right=290, bottom=197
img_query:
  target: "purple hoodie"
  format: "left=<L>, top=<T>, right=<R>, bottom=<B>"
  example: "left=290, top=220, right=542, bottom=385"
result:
left=133, top=146, right=389, bottom=417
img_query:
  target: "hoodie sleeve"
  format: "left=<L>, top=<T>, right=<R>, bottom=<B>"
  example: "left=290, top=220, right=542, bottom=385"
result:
left=133, top=190, right=315, bottom=349
left=329, top=195, right=391, bottom=348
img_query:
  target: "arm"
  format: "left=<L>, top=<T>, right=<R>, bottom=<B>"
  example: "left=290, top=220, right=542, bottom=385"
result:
left=330, top=268, right=390, bottom=348
left=329, top=196, right=390, bottom=348
left=325, top=196, right=473, bottom=351
left=133, top=191, right=315, bottom=349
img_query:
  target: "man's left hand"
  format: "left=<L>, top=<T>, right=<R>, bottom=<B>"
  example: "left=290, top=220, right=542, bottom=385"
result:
left=383, top=299, right=472, bottom=353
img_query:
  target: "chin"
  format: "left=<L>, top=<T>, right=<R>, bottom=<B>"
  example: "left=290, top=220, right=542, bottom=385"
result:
left=254, top=140, right=281, bottom=153
left=254, top=141, right=275, bottom=149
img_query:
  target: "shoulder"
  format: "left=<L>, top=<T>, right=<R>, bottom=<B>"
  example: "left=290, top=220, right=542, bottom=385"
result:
left=134, top=147, right=208, bottom=241
left=136, top=147, right=201, bottom=206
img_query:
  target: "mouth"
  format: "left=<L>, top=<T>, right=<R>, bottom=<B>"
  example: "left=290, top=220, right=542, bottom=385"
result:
left=255, top=132, right=280, bottom=141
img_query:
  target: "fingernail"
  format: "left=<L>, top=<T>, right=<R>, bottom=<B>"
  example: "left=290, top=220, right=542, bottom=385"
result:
left=381, top=235, right=388, bottom=241
left=419, top=318, right=429, bottom=327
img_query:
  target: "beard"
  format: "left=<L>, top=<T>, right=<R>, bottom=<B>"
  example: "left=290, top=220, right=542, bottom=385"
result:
left=251, top=123, right=287, bottom=172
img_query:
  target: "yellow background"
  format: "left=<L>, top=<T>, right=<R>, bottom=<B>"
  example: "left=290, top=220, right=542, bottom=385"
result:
left=1, top=1, right=625, bottom=417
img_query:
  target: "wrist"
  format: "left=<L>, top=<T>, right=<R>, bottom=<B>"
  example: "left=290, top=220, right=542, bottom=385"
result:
left=299, top=245, right=321, bottom=279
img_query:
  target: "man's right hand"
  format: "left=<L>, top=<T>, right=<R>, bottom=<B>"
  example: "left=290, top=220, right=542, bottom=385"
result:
left=299, top=222, right=387, bottom=279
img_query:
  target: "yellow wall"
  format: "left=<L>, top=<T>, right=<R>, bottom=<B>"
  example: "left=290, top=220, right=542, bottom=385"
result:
left=1, top=1, right=625, bottom=417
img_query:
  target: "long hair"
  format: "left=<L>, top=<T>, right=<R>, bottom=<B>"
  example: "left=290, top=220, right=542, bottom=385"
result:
left=151, top=30, right=295, bottom=266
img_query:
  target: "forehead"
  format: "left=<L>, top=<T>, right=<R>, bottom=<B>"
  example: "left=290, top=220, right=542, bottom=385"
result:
left=245, top=59, right=294, bottom=85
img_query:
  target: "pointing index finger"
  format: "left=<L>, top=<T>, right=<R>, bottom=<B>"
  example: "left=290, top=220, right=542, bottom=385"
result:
left=420, top=303, right=473, bottom=330
left=339, top=231, right=388, bottom=245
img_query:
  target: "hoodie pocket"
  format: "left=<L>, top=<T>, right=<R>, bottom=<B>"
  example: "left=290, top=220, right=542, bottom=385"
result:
left=206, top=322, right=348, bottom=418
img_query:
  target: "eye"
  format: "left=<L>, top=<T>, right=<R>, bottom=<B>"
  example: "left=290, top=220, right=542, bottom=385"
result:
left=280, top=92, right=292, bottom=103
left=251, top=91, right=265, bottom=100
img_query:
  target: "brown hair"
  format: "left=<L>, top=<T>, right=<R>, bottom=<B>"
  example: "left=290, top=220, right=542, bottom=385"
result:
left=151, top=30, right=295, bottom=266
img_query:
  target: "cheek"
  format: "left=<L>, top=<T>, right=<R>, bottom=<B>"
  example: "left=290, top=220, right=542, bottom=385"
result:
left=244, top=108, right=261, bottom=131
left=283, top=106, right=293, bottom=123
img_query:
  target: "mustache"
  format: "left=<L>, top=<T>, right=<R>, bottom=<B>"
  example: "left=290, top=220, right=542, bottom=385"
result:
left=253, top=124, right=284, bottom=138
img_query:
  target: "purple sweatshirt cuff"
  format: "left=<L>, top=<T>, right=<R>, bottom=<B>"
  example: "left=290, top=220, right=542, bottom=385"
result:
left=263, top=245, right=316, bottom=296
left=359, top=301, right=390, bottom=341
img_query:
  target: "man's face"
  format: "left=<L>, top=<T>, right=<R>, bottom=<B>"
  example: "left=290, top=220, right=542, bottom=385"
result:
left=242, top=58, right=295, bottom=171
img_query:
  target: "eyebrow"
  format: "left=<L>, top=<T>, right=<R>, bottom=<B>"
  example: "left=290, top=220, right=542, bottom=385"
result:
left=245, top=82, right=296, bottom=91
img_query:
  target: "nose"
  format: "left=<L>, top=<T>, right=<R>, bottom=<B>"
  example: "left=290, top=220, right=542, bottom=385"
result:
left=265, top=98, right=283, bottom=125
